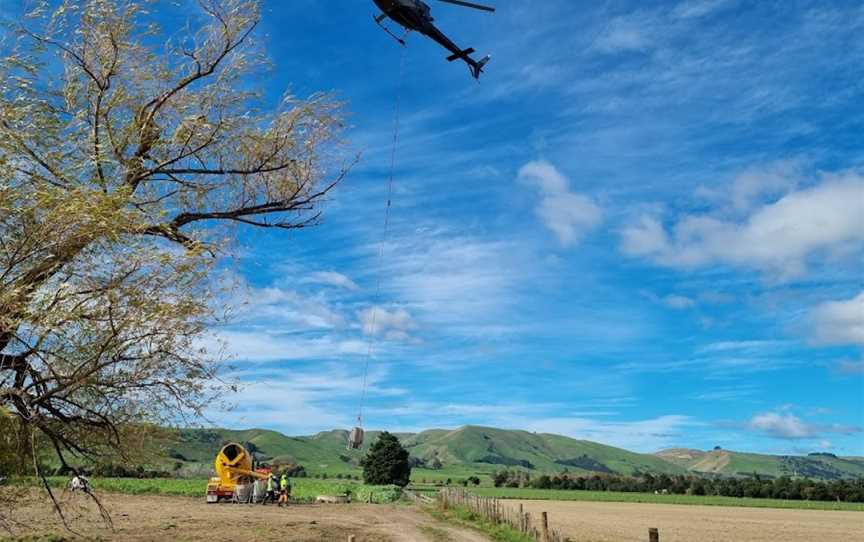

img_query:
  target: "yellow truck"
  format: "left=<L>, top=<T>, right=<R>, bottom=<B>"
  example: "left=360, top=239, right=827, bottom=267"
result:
left=205, top=442, right=270, bottom=503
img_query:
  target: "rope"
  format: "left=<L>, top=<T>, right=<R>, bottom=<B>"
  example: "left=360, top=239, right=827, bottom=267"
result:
left=356, top=46, right=407, bottom=428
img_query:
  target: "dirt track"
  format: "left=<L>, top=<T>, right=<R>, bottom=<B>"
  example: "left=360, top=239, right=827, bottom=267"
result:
left=515, top=499, right=864, bottom=542
left=5, top=492, right=489, bottom=542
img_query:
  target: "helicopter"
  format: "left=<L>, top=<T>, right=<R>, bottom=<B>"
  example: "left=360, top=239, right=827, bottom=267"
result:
left=372, top=0, right=495, bottom=79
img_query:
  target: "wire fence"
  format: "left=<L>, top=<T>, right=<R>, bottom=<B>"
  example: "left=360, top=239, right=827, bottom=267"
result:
left=438, top=488, right=569, bottom=542
left=436, top=488, right=662, bottom=542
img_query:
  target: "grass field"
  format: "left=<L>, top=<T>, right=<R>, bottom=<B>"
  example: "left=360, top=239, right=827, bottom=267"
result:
left=20, top=477, right=403, bottom=503
left=17, top=477, right=863, bottom=511
left=472, top=487, right=864, bottom=511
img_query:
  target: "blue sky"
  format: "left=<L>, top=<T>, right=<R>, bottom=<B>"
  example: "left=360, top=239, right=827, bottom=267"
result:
left=193, top=0, right=864, bottom=455
left=11, top=0, right=859, bottom=455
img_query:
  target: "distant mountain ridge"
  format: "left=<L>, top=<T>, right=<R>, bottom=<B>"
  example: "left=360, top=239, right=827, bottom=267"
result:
left=162, top=425, right=864, bottom=481
left=655, top=447, right=864, bottom=480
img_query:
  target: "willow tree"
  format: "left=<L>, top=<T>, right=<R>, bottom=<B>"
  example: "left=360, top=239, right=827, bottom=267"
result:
left=0, top=0, right=346, bottom=479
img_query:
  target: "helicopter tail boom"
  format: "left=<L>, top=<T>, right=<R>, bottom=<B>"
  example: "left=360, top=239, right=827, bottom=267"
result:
left=446, top=47, right=475, bottom=61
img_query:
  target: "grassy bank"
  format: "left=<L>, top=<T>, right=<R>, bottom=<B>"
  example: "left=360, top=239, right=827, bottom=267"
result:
left=429, top=505, right=533, bottom=542
left=472, top=487, right=864, bottom=511
left=13, top=477, right=402, bottom=503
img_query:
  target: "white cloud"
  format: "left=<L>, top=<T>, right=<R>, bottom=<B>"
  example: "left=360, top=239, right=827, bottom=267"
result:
left=208, top=365, right=404, bottom=434
left=748, top=412, right=815, bottom=438
left=375, top=228, right=537, bottom=335
left=523, top=415, right=692, bottom=452
left=198, top=330, right=368, bottom=363
left=663, top=294, right=696, bottom=309
left=518, top=161, right=602, bottom=246
left=621, top=173, right=864, bottom=279
left=698, top=340, right=789, bottom=353
left=837, top=357, right=864, bottom=375
left=746, top=411, right=861, bottom=440
left=728, top=161, right=803, bottom=212
left=641, top=290, right=696, bottom=309
left=304, top=271, right=360, bottom=291
left=621, top=215, right=669, bottom=255
left=671, top=0, right=732, bottom=20
left=810, top=292, right=864, bottom=346
left=359, top=306, right=416, bottom=341
left=593, top=16, right=652, bottom=53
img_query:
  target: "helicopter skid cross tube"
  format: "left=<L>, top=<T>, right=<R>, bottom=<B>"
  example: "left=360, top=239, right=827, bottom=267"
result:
left=374, top=13, right=408, bottom=46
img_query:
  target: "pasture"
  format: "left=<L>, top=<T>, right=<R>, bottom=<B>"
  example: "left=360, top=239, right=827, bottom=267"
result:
left=514, top=498, right=864, bottom=542
left=24, top=477, right=403, bottom=503
left=471, top=486, right=864, bottom=511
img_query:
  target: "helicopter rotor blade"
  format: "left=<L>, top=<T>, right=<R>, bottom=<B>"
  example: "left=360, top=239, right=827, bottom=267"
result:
left=436, top=0, right=496, bottom=13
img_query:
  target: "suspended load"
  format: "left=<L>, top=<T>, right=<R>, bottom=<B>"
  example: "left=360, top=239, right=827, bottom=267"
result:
left=347, top=426, right=365, bottom=450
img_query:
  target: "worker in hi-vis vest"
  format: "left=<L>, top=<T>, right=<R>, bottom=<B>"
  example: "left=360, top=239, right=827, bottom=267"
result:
left=262, top=473, right=277, bottom=505
left=278, top=473, right=290, bottom=507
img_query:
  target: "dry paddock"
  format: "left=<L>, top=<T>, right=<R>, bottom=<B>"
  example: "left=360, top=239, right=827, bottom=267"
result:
left=5, top=492, right=864, bottom=542
left=514, top=499, right=864, bottom=542
left=2, top=491, right=489, bottom=542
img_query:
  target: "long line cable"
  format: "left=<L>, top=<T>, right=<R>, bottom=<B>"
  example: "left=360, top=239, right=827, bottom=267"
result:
left=356, top=47, right=407, bottom=427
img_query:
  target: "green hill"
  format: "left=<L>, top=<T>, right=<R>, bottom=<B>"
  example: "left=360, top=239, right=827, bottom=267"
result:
left=401, top=426, right=683, bottom=476
left=163, top=425, right=684, bottom=479
left=655, top=448, right=864, bottom=480
left=157, top=426, right=863, bottom=481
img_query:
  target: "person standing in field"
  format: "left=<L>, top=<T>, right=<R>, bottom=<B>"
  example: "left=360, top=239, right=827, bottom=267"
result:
left=278, top=473, right=291, bottom=507
left=262, top=473, right=277, bottom=505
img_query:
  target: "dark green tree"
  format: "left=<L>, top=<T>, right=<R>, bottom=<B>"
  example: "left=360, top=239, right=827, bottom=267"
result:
left=361, top=432, right=411, bottom=487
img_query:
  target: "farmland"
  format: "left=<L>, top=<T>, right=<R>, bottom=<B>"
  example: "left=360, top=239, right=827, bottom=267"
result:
left=2, top=491, right=489, bottom=542
left=21, top=477, right=403, bottom=503
left=472, top=486, right=864, bottom=511
left=513, top=499, right=864, bottom=542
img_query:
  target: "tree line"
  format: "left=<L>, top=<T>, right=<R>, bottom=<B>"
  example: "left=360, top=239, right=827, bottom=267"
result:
left=493, top=470, right=864, bottom=503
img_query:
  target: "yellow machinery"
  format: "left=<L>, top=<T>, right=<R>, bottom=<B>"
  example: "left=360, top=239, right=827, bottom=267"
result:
left=206, top=442, right=269, bottom=503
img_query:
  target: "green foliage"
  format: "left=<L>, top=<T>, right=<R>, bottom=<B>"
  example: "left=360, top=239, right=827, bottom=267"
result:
left=361, top=432, right=412, bottom=487
left=0, top=415, right=34, bottom=477
left=489, top=471, right=864, bottom=504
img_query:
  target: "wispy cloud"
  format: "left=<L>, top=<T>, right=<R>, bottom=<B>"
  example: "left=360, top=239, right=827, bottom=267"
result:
left=621, top=172, right=864, bottom=279
left=641, top=290, right=696, bottom=310
left=208, top=364, right=404, bottom=434
left=303, top=271, right=360, bottom=291
left=746, top=411, right=861, bottom=440
left=518, top=160, right=602, bottom=247
left=523, top=415, right=694, bottom=452
left=810, top=291, right=864, bottom=346
left=359, top=305, right=416, bottom=341
left=592, top=12, right=656, bottom=53
left=671, top=0, right=733, bottom=20
left=837, top=357, right=864, bottom=376
left=200, top=330, right=368, bottom=363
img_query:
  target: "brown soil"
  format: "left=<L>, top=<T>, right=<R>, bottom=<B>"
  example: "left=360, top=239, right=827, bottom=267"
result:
left=3, top=492, right=490, bottom=542
left=515, top=499, right=864, bottom=542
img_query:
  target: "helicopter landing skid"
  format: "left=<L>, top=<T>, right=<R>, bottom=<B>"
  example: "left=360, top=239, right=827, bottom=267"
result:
left=374, top=14, right=408, bottom=46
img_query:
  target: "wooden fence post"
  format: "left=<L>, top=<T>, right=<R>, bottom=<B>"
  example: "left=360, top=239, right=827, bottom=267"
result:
left=541, top=511, right=549, bottom=542
left=649, top=527, right=659, bottom=542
